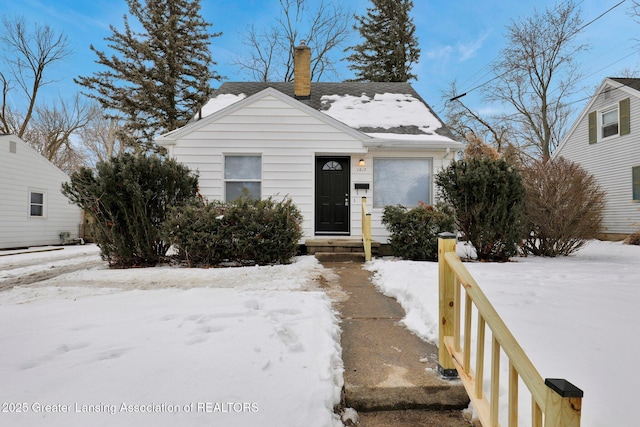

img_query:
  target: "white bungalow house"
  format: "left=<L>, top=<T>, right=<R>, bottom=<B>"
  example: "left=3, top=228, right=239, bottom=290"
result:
left=553, top=77, right=640, bottom=239
left=157, top=44, right=463, bottom=246
left=0, top=134, right=83, bottom=249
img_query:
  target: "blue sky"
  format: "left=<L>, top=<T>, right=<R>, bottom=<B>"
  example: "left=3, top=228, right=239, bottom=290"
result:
left=1, top=0, right=638, bottom=119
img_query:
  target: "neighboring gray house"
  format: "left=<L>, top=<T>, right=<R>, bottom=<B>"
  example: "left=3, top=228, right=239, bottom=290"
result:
left=0, top=134, right=82, bottom=249
left=157, top=43, right=463, bottom=243
left=554, top=77, right=640, bottom=239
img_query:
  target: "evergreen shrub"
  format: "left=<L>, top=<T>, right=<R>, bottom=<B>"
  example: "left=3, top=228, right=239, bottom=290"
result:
left=521, top=157, right=605, bottom=256
left=62, top=153, right=199, bottom=267
left=435, top=157, right=526, bottom=261
left=163, top=196, right=303, bottom=266
left=381, top=203, right=455, bottom=260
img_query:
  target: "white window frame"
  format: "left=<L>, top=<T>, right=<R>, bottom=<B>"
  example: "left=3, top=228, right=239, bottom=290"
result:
left=373, top=157, right=433, bottom=208
left=29, top=190, right=46, bottom=218
left=600, top=104, right=619, bottom=140
left=224, top=154, right=262, bottom=201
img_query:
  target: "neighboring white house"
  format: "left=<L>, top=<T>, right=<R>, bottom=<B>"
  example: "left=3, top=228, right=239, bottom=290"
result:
left=157, top=44, right=463, bottom=244
left=0, top=134, right=82, bottom=249
left=554, top=77, right=640, bottom=239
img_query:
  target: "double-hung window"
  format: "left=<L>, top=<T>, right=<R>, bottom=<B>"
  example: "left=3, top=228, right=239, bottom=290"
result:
left=373, top=158, right=432, bottom=208
left=601, top=106, right=619, bottom=139
left=224, top=155, right=261, bottom=201
left=29, top=191, right=45, bottom=217
left=589, top=98, right=630, bottom=143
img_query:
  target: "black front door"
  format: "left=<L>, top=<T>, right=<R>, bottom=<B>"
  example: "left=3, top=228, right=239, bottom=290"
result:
left=315, top=157, right=350, bottom=234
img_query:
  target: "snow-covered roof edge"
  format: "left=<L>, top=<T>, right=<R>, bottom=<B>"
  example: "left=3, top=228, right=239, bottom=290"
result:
left=157, top=87, right=377, bottom=145
left=158, top=85, right=462, bottom=149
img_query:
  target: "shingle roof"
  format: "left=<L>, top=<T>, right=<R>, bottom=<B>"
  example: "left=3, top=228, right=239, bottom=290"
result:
left=609, top=77, right=640, bottom=92
left=205, top=81, right=456, bottom=139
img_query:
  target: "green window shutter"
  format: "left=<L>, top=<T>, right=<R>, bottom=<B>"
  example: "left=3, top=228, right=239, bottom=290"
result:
left=620, top=97, right=630, bottom=136
left=633, top=166, right=640, bottom=201
left=588, top=111, right=597, bottom=144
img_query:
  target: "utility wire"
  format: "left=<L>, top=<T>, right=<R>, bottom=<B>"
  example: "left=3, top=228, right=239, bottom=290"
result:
left=484, top=80, right=627, bottom=122
left=448, top=0, right=627, bottom=102
left=457, top=0, right=588, bottom=91
left=507, top=45, right=640, bottom=102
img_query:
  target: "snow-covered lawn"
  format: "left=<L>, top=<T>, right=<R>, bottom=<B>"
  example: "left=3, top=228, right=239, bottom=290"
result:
left=367, top=240, right=640, bottom=427
left=1, top=241, right=638, bottom=427
left=0, top=246, right=343, bottom=427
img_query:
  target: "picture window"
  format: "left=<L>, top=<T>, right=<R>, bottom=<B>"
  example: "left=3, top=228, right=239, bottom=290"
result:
left=373, top=158, right=432, bottom=208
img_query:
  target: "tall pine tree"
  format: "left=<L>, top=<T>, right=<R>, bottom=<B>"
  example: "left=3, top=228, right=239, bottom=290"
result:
left=75, top=0, right=220, bottom=152
left=346, top=0, right=420, bottom=82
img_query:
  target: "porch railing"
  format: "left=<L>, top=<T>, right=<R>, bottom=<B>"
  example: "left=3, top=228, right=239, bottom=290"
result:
left=361, top=197, right=372, bottom=261
left=437, top=233, right=583, bottom=427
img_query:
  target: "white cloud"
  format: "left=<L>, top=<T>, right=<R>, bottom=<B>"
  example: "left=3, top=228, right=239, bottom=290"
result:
left=425, top=45, right=454, bottom=61
left=456, top=30, right=492, bottom=62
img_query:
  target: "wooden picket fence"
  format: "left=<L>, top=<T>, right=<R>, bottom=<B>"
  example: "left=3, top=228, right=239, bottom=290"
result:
left=437, top=234, right=583, bottom=427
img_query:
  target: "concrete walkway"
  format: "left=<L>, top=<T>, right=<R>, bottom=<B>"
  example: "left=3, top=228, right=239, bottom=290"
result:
left=321, top=261, right=472, bottom=427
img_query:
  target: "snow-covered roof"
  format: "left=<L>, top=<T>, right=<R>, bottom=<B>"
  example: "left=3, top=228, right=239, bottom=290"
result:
left=199, top=93, right=246, bottom=117
left=194, top=82, right=458, bottom=143
left=319, top=93, right=442, bottom=135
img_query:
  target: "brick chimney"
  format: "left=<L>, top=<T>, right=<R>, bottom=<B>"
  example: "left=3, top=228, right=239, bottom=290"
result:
left=294, top=40, right=311, bottom=99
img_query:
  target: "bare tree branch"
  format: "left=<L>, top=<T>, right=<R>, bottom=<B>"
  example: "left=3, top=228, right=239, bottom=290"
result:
left=488, top=1, right=587, bottom=160
left=236, top=25, right=281, bottom=81
left=235, top=0, right=353, bottom=82
left=77, top=113, right=126, bottom=166
left=0, top=16, right=72, bottom=138
left=445, top=2, right=587, bottom=161
left=21, top=94, right=98, bottom=173
left=444, top=82, right=515, bottom=153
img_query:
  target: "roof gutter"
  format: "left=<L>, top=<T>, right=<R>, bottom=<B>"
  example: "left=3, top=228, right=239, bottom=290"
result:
left=363, top=138, right=464, bottom=150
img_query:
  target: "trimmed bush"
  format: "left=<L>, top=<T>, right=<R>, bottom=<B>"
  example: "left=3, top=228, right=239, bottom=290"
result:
left=161, top=198, right=227, bottom=266
left=62, top=153, right=199, bottom=267
left=521, top=157, right=605, bottom=256
left=162, top=196, right=303, bottom=266
left=382, top=203, right=455, bottom=260
left=435, top=157, right=526, bottom=261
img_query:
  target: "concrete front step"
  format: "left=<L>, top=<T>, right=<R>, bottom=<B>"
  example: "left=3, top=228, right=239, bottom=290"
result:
left=307, top=238, right=381, bottom=263
left=356, top=409, right=473, bottom=426
left=315, top=252, right=366, bottom=263
left=306, top=238, right=380, bottom=255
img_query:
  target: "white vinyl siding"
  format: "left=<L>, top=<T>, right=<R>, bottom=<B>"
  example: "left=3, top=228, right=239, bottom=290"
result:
left=163, top=91, right=460, bottom=243
left=0, top=136, right=82, bottom=249
left=554, top=81, right=640, bottom=235
left=169, top=94, right=366, bottom=239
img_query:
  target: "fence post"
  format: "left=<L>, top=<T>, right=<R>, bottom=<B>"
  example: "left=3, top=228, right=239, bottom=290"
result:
left=544, top=378, right=583, bottom=427
left=361, top=197, right=372, bottom=262
left=437, top=232, right=458, bottom=378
